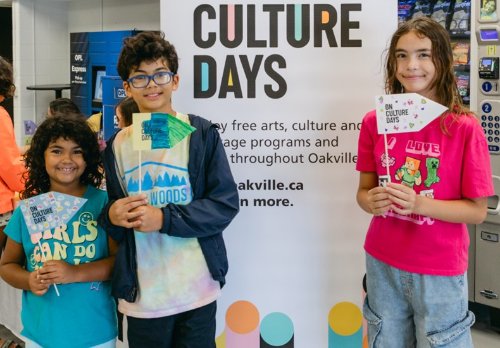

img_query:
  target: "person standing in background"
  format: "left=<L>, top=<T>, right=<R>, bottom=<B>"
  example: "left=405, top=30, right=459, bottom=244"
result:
left=0, top=56, right=25, bottom=258
left=47, top=97, right=81, bottom=117
left=114, top=96, right=139, bottom=129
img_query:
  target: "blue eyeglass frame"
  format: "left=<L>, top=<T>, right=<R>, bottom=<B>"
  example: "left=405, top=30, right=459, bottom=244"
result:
left=127, top=71, right=175, bottom=88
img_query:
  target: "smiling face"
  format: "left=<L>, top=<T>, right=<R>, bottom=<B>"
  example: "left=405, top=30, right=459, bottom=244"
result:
left=44, top=137, right=86, bottom=194
left=395, top=31, right=437, bottom=101
left=124, top=58, right=179, bottom=115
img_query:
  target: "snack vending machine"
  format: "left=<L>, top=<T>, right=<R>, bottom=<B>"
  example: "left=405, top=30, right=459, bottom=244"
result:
left=469, top=0, right=500, bottom=321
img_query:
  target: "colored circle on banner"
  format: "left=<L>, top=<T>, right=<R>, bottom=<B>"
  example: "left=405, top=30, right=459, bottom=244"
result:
left=260, top=312, right=294, bottom=345
left=226, top=300, right=260, bottom=334
left=328, top=302, right=363, bottom=336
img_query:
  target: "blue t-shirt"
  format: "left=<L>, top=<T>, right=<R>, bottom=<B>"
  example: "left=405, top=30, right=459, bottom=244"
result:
left=5, top=186, right=117, bottom=348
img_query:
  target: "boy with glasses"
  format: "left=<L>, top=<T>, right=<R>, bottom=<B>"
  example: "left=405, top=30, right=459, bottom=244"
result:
left=99, top=31, right=239, bottom=347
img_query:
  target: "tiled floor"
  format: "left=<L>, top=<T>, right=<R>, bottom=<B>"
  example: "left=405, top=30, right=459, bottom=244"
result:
left=472, top=325, right=500, bottom=347
left=471, top=301, right=500, bottom=347
left=0, top=324, right=24, bottom=347
left=1, top=323, right=499, bottom=347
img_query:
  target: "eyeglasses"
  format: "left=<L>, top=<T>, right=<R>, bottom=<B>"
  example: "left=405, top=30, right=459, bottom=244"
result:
left=127, top=71, right=175, bottom=88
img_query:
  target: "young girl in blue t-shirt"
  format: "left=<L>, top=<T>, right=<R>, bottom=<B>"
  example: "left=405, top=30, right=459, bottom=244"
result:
left=0, top=114, right=118, bottom=348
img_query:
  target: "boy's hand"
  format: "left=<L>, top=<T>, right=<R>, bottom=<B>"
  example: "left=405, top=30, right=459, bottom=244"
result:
left=29, top=269, right=49, bottom=296
left=38, top=260, right=76, bottom=284
left=109, top=194, right=148, bottom=228
left=132, top=205, right=164, bottom=232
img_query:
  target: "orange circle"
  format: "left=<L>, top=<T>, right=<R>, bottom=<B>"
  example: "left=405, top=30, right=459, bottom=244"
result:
left=225, top=300, right=260, bottom=334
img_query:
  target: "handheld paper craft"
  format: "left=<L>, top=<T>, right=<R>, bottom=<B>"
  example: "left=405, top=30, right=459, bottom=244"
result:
left=19, top=191, right=87, bottom=296
left=375, top=93, right=448, bottom=182
left=132, top=112, right=196, bottom=151
left=375, top=93, right=447, bottom=135
left=20, top=191, right=87, bottom=234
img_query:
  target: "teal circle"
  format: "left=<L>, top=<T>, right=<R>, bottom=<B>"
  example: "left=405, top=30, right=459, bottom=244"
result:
left=260, top=312, right=294, bottom=345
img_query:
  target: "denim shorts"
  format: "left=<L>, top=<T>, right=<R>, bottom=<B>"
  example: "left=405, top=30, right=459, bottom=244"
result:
left=363, top=253, right=474, bottom=348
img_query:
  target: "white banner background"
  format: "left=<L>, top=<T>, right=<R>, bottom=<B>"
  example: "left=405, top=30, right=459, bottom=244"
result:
left=162, top=1, right=397, bottom=346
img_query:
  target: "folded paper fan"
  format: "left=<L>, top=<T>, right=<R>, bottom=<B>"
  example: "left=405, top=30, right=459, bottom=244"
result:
left=20, top=191, right=87, bottom=234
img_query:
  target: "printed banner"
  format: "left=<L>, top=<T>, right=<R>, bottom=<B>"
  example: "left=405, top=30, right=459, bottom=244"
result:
left=376, top=93, right=448, bottom=134
left=162, top=1, right=397, bottom=346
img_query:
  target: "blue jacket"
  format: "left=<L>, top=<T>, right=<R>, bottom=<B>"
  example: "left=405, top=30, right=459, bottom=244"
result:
left=98, top=114, right=239, bottom=302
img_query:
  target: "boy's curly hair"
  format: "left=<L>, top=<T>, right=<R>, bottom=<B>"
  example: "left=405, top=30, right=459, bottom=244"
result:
left=117, top=31, right=179, bottom=81
left=21, top=113, right=103, bottom=199
left=0, top=56, right=15, bottom=99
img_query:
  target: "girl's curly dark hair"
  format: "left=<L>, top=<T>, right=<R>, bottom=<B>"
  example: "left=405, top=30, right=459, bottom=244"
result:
left=21, top=113, right=103, bottom=199
left=0, top=56, right=15, bottom=99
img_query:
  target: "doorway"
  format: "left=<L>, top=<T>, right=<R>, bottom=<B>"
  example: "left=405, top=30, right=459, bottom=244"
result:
left=0, top=5, right=13, bottom=119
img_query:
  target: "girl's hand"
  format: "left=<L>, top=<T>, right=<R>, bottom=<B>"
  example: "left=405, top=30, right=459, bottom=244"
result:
left=366, top=186, right=392, bottom=216
left=29, top=269, right=49, bottom=296
left=386, top=182, right=417, bottom=215
left=38, top=260, right=76, bottom=285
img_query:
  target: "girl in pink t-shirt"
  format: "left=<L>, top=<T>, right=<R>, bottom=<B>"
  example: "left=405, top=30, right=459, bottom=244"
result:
left=356, top=17, right=493, bottom=348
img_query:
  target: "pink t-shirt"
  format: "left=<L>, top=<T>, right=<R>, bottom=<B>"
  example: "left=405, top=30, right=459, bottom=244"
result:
left=356, top=110, right=494, bottom=276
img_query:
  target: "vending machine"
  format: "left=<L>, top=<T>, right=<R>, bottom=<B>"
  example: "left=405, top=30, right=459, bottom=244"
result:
left=70, top=30, right=139, bottom=116
left=469, top=0, right=500, bottom=326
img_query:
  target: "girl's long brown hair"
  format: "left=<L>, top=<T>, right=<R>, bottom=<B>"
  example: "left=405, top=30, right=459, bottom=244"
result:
left=385, top=17, right=470, bottom=132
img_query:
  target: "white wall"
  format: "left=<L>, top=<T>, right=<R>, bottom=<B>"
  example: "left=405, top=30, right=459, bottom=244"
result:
left=68, top=0, right=160, bottom=32
left=11, top=0, right=160, bottom=145
left=13, top=0, right=70, bottom=135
